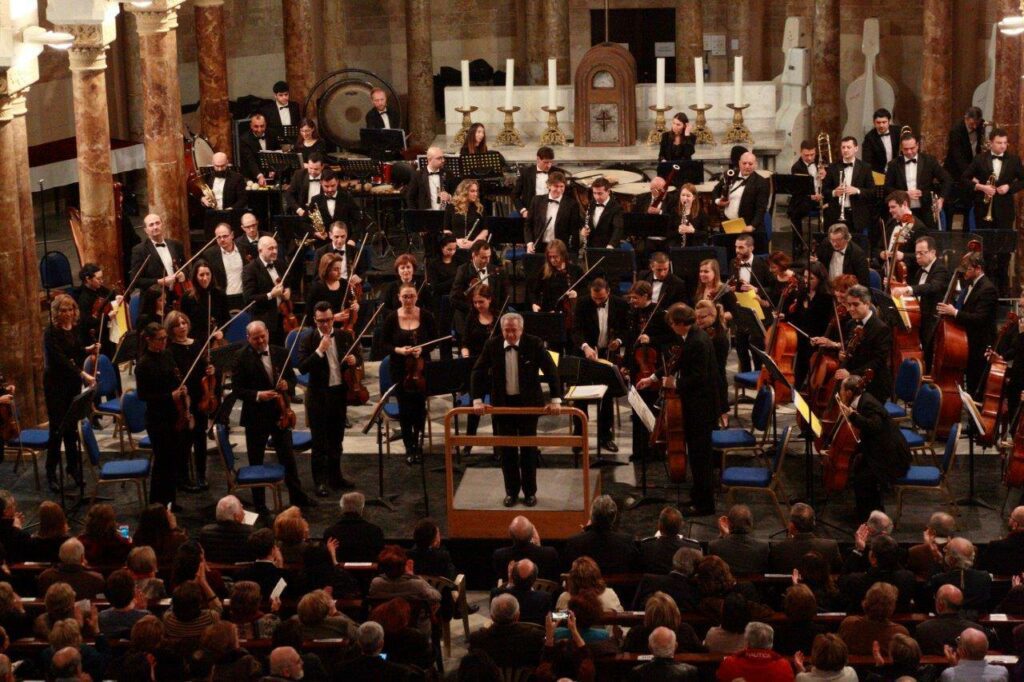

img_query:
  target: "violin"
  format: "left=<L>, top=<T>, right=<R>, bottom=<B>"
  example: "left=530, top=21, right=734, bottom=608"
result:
left=0, top=375, right=18, bottom=442
left=1003, top=394, right=1024, bottom=488
left=815, top=322, right=867, bottom=453
left=196, top=299, right=220, bottom=417
left=976, top=312, right=1018, bottom=447
left=172, top=367, right=194, bottom=432
left=339, top=235, right=370, bottom=334
left=279, top=279, right=300, bottom=334
left=650, top=346, right=687, bottom=483
left=276, top=389, right=297, bottom=429
left=404, top=334, right=427, bottom=394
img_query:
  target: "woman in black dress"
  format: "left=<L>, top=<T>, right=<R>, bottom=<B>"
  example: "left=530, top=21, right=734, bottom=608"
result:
left=135, top=284, right=167, bottom=338
left=460, top=123, right=489, bottom=156
left=43, top=294, right=96, bottom=491
left=306, top=252, right=356, bottom=327
left=444, top=179, right=489, bottom=248
left=379, top=253, right=431, bottom=313
left=529, top=240, right=582, bottom=354
left=164, top=311, right=212, bottom=492
left=792, top=261, right=834, bottom=390
left=694, top=258, right=737, bottom=323
left=658, top=113, right=696, bottom=163
left=696, top=299, right=731, bottom=427
left=427, top=236, right=460, bottom=359
left=181, top=261, right=228, bottom=344
left=294, top=118, right=329, bottom=162
left=380, top=283, right=438, bottom=464
left=459, top=284, right=498, bottom=448
left=670, top=183, right=709, bottom=247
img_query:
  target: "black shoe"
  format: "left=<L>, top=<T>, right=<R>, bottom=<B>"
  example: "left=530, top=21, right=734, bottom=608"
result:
left=315, top=484, right=330, bottom=498
left=600, top=440, right=618, bottom=453
left=524, top=495, right=537, bottom=507
left=294, top=496, right=317, bottom=509
left=181, top=482, right=203, bottom=494
left=503, top=495, right=516, bottom=507
left=337, top=476, right=356, bottom=490
left=405, top=451, right=421, bottom=465
left=467, top=603, right=480, bottom=614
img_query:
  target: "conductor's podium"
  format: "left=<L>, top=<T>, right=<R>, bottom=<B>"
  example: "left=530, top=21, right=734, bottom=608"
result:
left=443, top=406, right=600, bottom=539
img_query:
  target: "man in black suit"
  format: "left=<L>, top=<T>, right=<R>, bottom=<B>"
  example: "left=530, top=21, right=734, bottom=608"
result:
left=980, top=506, right=1024, bottom=576
left=515, top=146, right=557, bottom=217
left=769, top=503, right=843, bottom=573
left=313, top=221, right=368, bottom=286
left=837, top=534, right=918, bottom=613
left=786, top=139, right=826, bottom=233
left=339, top=621, right=417, bottom=682
left=862, top=108, right=901, bottom=174
left=242, top=236, right=292, bottom=345
left=571, top=278, right=628, bottom=451
left=884, top=132, right=953, bottom=230
left=199, top=495, right=255, bottom=564
left=365, top=87, right=399, bottom=130
left=936, top=251, right=998, bottom=396
left=298, top=302, right=359, bottom=497
left=231, top=321, right=313, bottom=513
left=926, top=539, right=992, bottom=617
left=891, top=235, right=950, bottom=373
left=235, top=212, right=266, bottom=262
left=491, top=516, right=561, bottom=581
left=450, top=240, right=509, bottom=335
left=204, top=223, right=248, bottom=309
left=714, top=151, right=770, bottom=233
left=641, top=251, right=688, bottom=307
left=526, top=170, right=580, bottom=252
left=200, top=152, right=248, bottom=215
left=489, top=559, right=555, bottom=625
left=731, top=235, right=771, bottom=373
left=824, top=284, right=893, bottom=403
left=471, top=313, right=561, bottom=507
left=235, top=528, right=289, bottom=597
left=404, top=146, right=453, bottom=210
left=708, top=504, right=770, bottom=575
left=815, top=223, right=870, bottom=286
left=838, top=374, right=912, bottom=520
left=562, top=494, right=639, bottom=573
left=914, top=585, right=984, bottom=655
left=822, top=136, right=875, bottom=234
left=284, top=153, right=325, bottom=216
left=878, top=190, right=929, bottom=265
left=468, top=593, right=545, bottom=668
left=129, top=212, right=186, bottom=295
left=945, top=106, right=986, bottom=221
left=632, top=546, right=702, bottom=612
left=631, top=176, right=678, bottom=219
left=237, top=114, right=280, bottom=186
left=581, top=177, right=624, bottom=248
left=309, top=171, right=361, bottom=235
left=260, top=80, right=300, bottom=148
left=637, top=303, right=721, bottom=516
left=324, top=492, right=385, bottom=563
left=638, top=506, right=700, bottom=574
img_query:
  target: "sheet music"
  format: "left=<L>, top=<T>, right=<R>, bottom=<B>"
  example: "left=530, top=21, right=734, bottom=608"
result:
left=627, top=386, right=657, bottom=432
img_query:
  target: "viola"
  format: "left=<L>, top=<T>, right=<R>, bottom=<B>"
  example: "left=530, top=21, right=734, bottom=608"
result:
left=275, top=389, right=297, bottom=430
left=340, top=279, right=363, bottom=333
left=1003, top=395, right=1024, bottom=488
left=0, top=375, right=18, bottom=442
left=977, top=312, right=1018, bottom=447
left=650, top=346, right=687, bottom=483
left=172, top=368, right=194, bottom=432
left=344, top=363, right=370, bottom=406
left=404, top=352, right=427, bottom=393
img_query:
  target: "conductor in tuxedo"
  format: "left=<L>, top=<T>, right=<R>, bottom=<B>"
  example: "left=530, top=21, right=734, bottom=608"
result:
left=242, top=236, right=293, bottom=345
left=838, top=375, right=912, bottom=521
left=260, top=80, right=300, bottom=147
left=891, top=236, right=950, bottom=373
left=861, top=108, right=901, bottom=175
left=714, top=152, right=770, bottom=233
left=405, top=146, right=454, bottom=210
left=129, top=213, right=186, bottom=297
left=826, top=285, right=893, bottom=404
left=581, top=177, right=625, bottom=248
left=936, top=251, right=998, bottom=397
left=526, top=171, right=580, bottom=253
left=515, top=146, right=557, bottom=217
left=284, top=153, right=325, bottom=216
left=815, top=223, right=870, bottom=287
left=822, top=137, right=875, bottom=235
left=238, top=114, right=280, bottom=186
left=883, top=132, right=953, bottom=230
left=365, top=87, right=399, bottom=130
left=471, top=313, right=561, bottom=508
left=231, top=321, right=314, bottom=513
left=201, top=152, right=248, bottom=213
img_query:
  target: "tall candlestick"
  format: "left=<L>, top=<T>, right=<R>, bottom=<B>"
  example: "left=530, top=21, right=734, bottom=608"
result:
left=504, top=58, right=514, bottom=110
left=694, top=57, right=705, bottom=108
left=547, top=58, right=557, bottom=109
left=461, top=59, right=470, bottom=109
left=656, top=58, right=666, bottom=109
left=733, top=56, right=743, bottom=106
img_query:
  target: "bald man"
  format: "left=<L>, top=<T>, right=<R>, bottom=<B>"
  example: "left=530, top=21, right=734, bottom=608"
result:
left=980, top=505, right=1024, bottom=576
left=489, top=558, right=554, bottom=625
left=202, top=151, right=248, bottom=212
left=405, top=146, right=454, bottom=210
left=714, top=152, right=770, bottom=233
left=267, top=646, right=304, bottom=680
left=929, top=537, right=992, bottom=618
left=242, top=235, right=292, bottom=344
left=632, top=176, right=679, bottom=219
left=129, top=213, right=186, bottom=294
left=941, top=628, right=1007, bottom=681
left=491, top=515, right=560, bottom=581
left=915, top=585, right=984, bottom=655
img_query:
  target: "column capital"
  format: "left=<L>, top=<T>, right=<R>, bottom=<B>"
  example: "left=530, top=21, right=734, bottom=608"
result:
left=128, top=0, right=185, bottom=36
left=193, top=0, right=225, bottom=6
left=68, top=45, right=108, bottom=72
left=0, top=91, right=29, bottom=122
left=52, top=23, right=114, bottom=71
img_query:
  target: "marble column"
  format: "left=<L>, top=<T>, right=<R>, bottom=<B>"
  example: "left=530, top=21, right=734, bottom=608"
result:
left=194, top=0, right=231, bottom=157
left=282, top=0, right=315, bottom=107
left=811, top=0, right=840, bottom=144
left=525, top=0, right=544, bottom=84
left=322, top=1, right=347, bottom=72
left=996, top=0, right=1021, bottom=150
left=121, top=11, right=145, bottom=142
left=675, top=0, right=703, bottom=83
left=542, top=0, right=570, bottom=85
left=405, top=0, right=434, bottom=145
left=921, top=0, right=952, bottom=162
left=736, top=0, right=766, bottom=80
left=514, top=0, right=529, bottom=84
left=131, top=3, right=190, bottom=251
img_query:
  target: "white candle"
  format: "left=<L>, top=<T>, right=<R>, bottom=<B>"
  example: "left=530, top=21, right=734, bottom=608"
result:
left=733, top=56, right=743, bottom=106
left=548, top=58, right=557, bottom=109
left=656, top=58, right=666, bottom=109
left=694, top=57, right=705, bottom=108
left=504, top=59, right=514, bottom=110
left=461, top=59, right=470, bottom=109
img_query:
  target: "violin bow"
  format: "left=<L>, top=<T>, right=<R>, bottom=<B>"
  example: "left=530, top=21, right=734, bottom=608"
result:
left=178, top=301, right=256, bottom=388
left=408, top=335, right=454, bottom=352
left=123, top=254, right=152, bottom=300
left=554, top=256, right=606, bottom=306
left=339, top=232, right=369, bottom=307
left=486, top=296, right=513, bottom=341
left=833, top=300, right=846, bottom=351
left=637, top=288, right=669, bottom=337
left=278, top=233, right=311, bottom=286
left=339, top=299, right=386, bottom=363
left=274, top=313, right=309, bottom=388
left=170, top=234, right=219, bottom=280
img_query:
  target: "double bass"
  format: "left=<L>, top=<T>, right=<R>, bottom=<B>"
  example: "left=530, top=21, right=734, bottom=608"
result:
left=976, top=312, right=1018, bottom=447
left=887, top=213, right=923, bottom=378
left=804, top=301, right=848, bottom=443
left=1001, top=394, right=1024, bottom=488
left=931, top=254, right=972, bottom=438
left=650, top=347, right=687, bottom=483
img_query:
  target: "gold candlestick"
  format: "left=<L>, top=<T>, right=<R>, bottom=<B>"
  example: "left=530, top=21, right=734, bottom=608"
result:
left=453, top=106, right=479, bottom=146
left=688, top=104, right=715, bottom=145
left=647, top=105, right=672, bottom=146
left=495, top=106, right=525, bottom=147
left=724, top=103, right=754, bottom=144
left=540, top=106, right=567, bottom=146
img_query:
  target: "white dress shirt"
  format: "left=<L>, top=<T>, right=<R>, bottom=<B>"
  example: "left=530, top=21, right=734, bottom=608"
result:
left=315, top=332, right=343, bottom=387
left=829, top=248, right=846, bottom=281
left=993, top=155, right=1004, bottom=182
left=260, top=350, right=275, bottom=384
left=264, top=261, right=281, bottom=299
left=323, top=194, right=336, bottom=217
left=881, top=135, right=893, bottom=163
left=307, top=175, right=322, bottom=203
left=278, top=105, right=292, bottom=127
left=212, top=177, right=226, bottom=210
left=258, top=136, right=267, bottom=151
left=596, top=304, right=609, bottom=349
left=592, top=202, right=607, bottom=227
left=379, top=111, right=391, bottom=129
left=221, top=248, right=244, bottom=296
left=917, top=261, right=932, bottom=286
left=535, top=170, right=549, bottom=197
left=651, top=279, right=664, bottom=303
left=725, top=175, right=749, bottom=221
left=152, top=240, right=175, bottom=276
left=737, top=259, right=753, bottom=285
left=544, top=196, right=560, bottom=242
left=428, top=172, right=441, bottom=208
left=504, top=340, right=520, bottom=395
left=904, top=156, right=920, bottom=208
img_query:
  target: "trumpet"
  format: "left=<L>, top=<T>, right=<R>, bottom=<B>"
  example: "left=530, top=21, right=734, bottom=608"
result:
left=839, top=180, right=848, bottom=222
left=983, top=173, right=997, bottom=222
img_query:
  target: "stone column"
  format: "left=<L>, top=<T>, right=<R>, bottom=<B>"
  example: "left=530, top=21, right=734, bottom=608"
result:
left=735, top=0, right=766, bottom=80
left=405, top=0, right=434, bottom=145
left=996, top=0, right=1022, bottom=150
left=282, top=0, right=315, bottom=107
left=542, top=0, right=570, bottom=85
left=194, top=0, right=231, bottom=157
left=514, top=0, right=529, bottom=84
left=675, top=0, right=703, bottom=83
left=525, top=1, right=544, bottom=84
left=322, top=1, right=347, bottom=72
left=121, top=11, right=145, bottom=142
left=811, top=0, right=840, bottom=143
left=921, top=0, right=952, bottom=162
left=130, top=2, right=190, bottom=251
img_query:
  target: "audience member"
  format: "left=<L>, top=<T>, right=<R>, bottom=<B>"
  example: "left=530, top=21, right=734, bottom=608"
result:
left=845, top=511, right=896, bottom=574
left=235, top=528, right=289, bottom=597
left=272, top=507, right=310, bottom=565
left=41, top=618, right=107, bottom=682
left=26, top=501, right=69, bottom=563
left=0, top=582, right=32, bottom=640
left=839, top=534, right=918, bottom=612
left=37, top=539, right=105, bottom=600
left=407, top=518, right=456, bottom=579
left=292, top=589, right=358, bottom=640
left=270, top=619, right=329, bottom=681
left=863, top=633, right=936, bottom=682
left=939, top=627, right=1007, bottom=681
left=795, top=550, right=842, bottom=610
left=556, top=556, right=624, bottom=612
left=469, top=593, right=545, bottom=667
left=770, top=503, right=842, bottom=572
left=296, top=540, right=361, bottom=598
left=133, top=503, right=188, bottom=566
left=337, top=621, right=417, bottom=681
left=621, top=591, right=703, bottom=654
left=264, top=646, right=304, bottom=681
left=48, top=646, right=85, bottom=682
left=793, top=633, right=857, bottom=681
left=928, top=537, right=992, bottom=617
left=227, top=580, right=280, bottom=640
left=489, top=559, right=554, bottom=625
left=368, top=545, right=441, bottom=636
left=715, top=622, right=794, bottom=682
left=915, top=584, right=984, bottom=655
left=77, top=503, right=132, bottom=566
left=703, top=591, right=752, bottom=653
left=837, top=582, right=909, bottom=654
left=324, top=492, right=385, bottom=563
left=370, top=597, right=432, bottom=670
left=639, top=507, right=700, bottom=574
left=97, top=568, right=150, bottom=639
left=190, top=620, right=262, bottom=682
left=0, top=491, right=31, bottom=564
left=694, top=555, right=767, bottom=621
left=709, top=504, right=770, bottom=574
left=981, top=505, right=1024, bottom=576
left=626, top=626, right=698, bottom=681
left=162, top=578, right=223, bottom=645
left=773, top=584, right=827, bottom=656
left=199, top=496, right=255, bottom=565
left=127, top=615, right=187, bottom=681
left=127, top=546, right=167, bottom=600
left=907, top=512, right=955, bottom=580
left=492, top=515, right=560, bottom=581
left=562, top=495, right=639, bottom=573
left=634, top=547, right=702, bottom=611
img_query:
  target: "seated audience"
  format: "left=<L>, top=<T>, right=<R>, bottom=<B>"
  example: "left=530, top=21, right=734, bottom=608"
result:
left=162, top=579, right=223, bottom=645
left=837, top=582, right=909, bottom=655
left=48, top=646, right=87, bottom=682
left=226, top=580, right=280, bottom=640
left=489, top=558, right=553, bottom=626
left=639, top=506, right=700, bottom=574
left=492, top=515, right=560, bottom=581
left=292, top=589, right=358, bottom=640
left=793, top=633, right=857, bottom=681
left=127, top=615, right=187, bottom=681
left=927, top=537, right=991, bottom=617
left=407, top=518, right=456, bottom=579
left=839, top=534, right=917, bottom=612
left=915, top=584, right=984, bottom=656
left=0, top=582, right=32, bottom=640
left=336, top=621, right=417, bottom=681
left=235, top=528, right=289, bottom=598
left=622, top=591, right=703, bottom=654
left=795, top=550, right=842, bottom=611
left=368, top=545, right=441, bottom=636
left=0, top=491, right=31, bottom=564
left=199, top=496, right=254, bottom=565
left=773, top=584, right=827, bottom=657
left=562, top=495, right=639, bottom=573
left=127, top=546, right=166, bottom=600
left=845, top=511, right=896, bottom=574
left=26, top=501, right=70, bottom=563
left=715, top=622, right=794, bottom=682
left=626, top=627, right=698, bottom=681
left=37, top=539, right=105, bottom=600
left=939, top=627, right=1007, bottom=681
left=273, top=507, right=310, bottom=565
left=468, top=593, right=545, bottom=668
left=132, top=503, right=188, bottom=567
left=296, top=541, right=361, bottom=598
left=770, top=503, right=842, bottom=572
left=270, top=618, right=330, bottom=680
left=324, top=492, right=385, bottom=563
left=907, top=511, right=956, bottom=580
left=709, top=504, right=770, bottom=575
left=97, top=568, right=150, bottom=639
left=633, top=547, right=703, bottom=611
left=703, top=591, right=752, bottom=654
left=190, top=621, right=262, bottom=682
left=370, top=597, right=432, bottom=670
left=556, top=556, right=624, bottom=612
left=265, top=646, right=305, bottom=681
left=694, top=555, right=767, bottom=621
left=41, top=618, right=107, bottom=682
left=77, top=503, right=132, bottom=566
left=981, top=505, right=1024, bottom=576
left=170, top=540, right=227, bottom=597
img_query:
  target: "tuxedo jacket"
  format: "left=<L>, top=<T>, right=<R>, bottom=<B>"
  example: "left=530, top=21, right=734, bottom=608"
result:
left=731, top=256, right=774, bottom=301
left=570, top=295, right=629, bottom=353
left=201, top=170, right=248, bottom=212
left=312, top=243, right=369, bottom=279
left=242, top=257, right=290, bottom=330
left=310, top=191, right=361, bottom=229
left=822, top=159, right=875, bottom=233
left=631, top=191, right=680, bottom=220
left=861, top=128, right=902, bottom=175
left=260, top=101, right=301, bottom=145
left=231, top=343, right=296, bottom=428
left=513, top=164, right=565, bottom=212
left=129, top=239, right=186, bottom=292
left=238, top=131, right=280, bottom=182
left=470, top=333, right=561, bottom=406
left=235, top=235, right=265, bottom=264
left=957, top=274, right=998, bottom=356
left=884, top=153, right=953, bottom=215
left=816, top=239, right=870, bottom=287
left=849, top=392, right=912, bottom=482
left=527, top=193, right=580, bottom=247
left=285, top=168, right=322, bottom=214
left=584, top=197, right=625, bottom=248
left=297, top=328, right=361, bottom=392
left=843, top=312, right=893, bottom=402
left=787, top=157, right=821, bottom=219
left=365, top=107, right=399, bottom=130
left=945, top=121, right=985, bottom=179
left=715, top=172, right=771, bottom=231
left=640, top=271, right=688, bottom=307
left=671, top=326, right=720, bottom=431
left=450, top=262, right=510, bottom=314
left=907, top=258, right=951, bottom=343
left=405, top=166, right=456, bottom=210
left=963, top=151, right=1024, bottom=229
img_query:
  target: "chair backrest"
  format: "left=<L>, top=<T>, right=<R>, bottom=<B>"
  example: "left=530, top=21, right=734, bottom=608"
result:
left=911, top=381, right=942, bottom=433
left=85, top=354, right=119, bottom=401
left=120, top=391, right=147, bottom=434
left=751, top=385, right=775, bottom=432
left=215, top=423, right=236, bottom=471
left=286, top=327, right=314, bottom=366
left=868, top=269, right=882, bottom=290
left=895, top=358, right=922, bottom=404
left=128, top=291, right=141, bottom=328
left=940, top=422, right=961, bottom=474
left=39, top=251, right=72, bottom=290
left=771, top=425, right=792, bottom=475
left=78, top=419, right=101, bottom=468
left=379, top=355, right=393, bottom=393
left=224, top=310, right=252, bottom=344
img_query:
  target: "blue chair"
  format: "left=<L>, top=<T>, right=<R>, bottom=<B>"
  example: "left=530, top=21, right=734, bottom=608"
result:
left=224, top=310, right=253, bottom=344
left=128, top=291, right=141, bottom=328
left=732, top=371, right=761, bottom=419
left=215, top=424, right=284, bottom=511
left=285, top=327, right=314, bottom=391
left=722, top=425, right=793, bottom=527
left=885, top=358, right=923, bottom=421
left=267, top=430, right=312, bottom=453
left=379, top=356, right=432, bottom=454
left=83, top=355, right=124, bottom=431
left=79, top=419, right=149, bottom=509
left=3, top=406, right=44, bottom=490
left=39, top=251, right=73, bottom=292
left=713, top=385, right=775, bottom=472
left=868, top=269, right=882, bottom=290
left=899, top=381, right=942, bottom=461
left=894, top=422, right=960, bottom=527
left=119, top=391, right=152, bottom=457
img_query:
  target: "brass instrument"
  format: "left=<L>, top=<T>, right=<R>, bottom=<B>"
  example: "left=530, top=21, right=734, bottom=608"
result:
left=308, top=203, right=327, bottom=238
left=981, top=120, right=995, bottom=152
left=931, top=191, right=941, bottom=229
left=983, top=173, right=997, bottom=222
left=198, top=175, right=217, bottom=208
left=816, top=132, right=832, bottom=214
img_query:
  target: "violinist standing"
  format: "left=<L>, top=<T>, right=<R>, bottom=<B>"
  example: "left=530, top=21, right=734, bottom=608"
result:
left=990, top=291, right=1024, bottom=427
left=232, top=321, right=314, bottom=513
left=696, top=300, right=731, bottom=429
left=836, top=375, right=911, bottom=522
left=134, top=323, right=187, bottom=508
left=165, top=311, right=214, bottom=493
left=298, top=302, right=360, bottom=497
left=129, top=214, right=186, bottom=305
left=242, top=236, right=292, bottom=346
left=935, top=251, right=998, bottom=398
left=637, top=304, right=720, bottom=516
left=181, top=262, right=229, bottom=347
left=76, top=264, right=118, bottom=359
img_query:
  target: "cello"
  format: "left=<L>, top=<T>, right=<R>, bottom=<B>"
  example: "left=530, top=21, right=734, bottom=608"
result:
left=1001, top=393, right=1024, bottom=488
left=650, top=348, right=687, bottom=483
left=886, top=213, right=924, bottom=378
left=976, top=312, right=1018, bottom=447
left=931, top=254, right=972, bottom=438
left=632, top=294, right=667, bottom=385
left=757, top=278, right=800, bottom=403
left=822, top=371, right=873, bottom=493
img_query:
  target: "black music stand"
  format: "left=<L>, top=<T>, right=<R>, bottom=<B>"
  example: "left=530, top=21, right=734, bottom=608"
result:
left=623, top=214, right=672, bottom=257
left=657, top=160, right=704, bottom=185
left=521, top=312, right=565, bottom=349
left=360, top=128, right=406, bottom=160
left=257, top=150, right=303, bottom=181
left=559, top=355, right=629, bottom=467
left=336, top=159, right=381, bottom=182
left=424, top=358, right=474, bottom=477
left=956, top=383, right=996, bottom=510
left=360, top=384, right=401, bottom=511
left=279, top=125, right=299, bottom=145
left=460, top=152, right=505, bottom=179
left=402, top=209, right=446, bottom=253
left=486, top=216, right=525, bottom=246
left=774, top=174, right=816, bottom=253
left=57, top=387, right=99, bottom=512
left=585, top=249, right=636, bottom=290
left=623, top=386, right=671, bottom=511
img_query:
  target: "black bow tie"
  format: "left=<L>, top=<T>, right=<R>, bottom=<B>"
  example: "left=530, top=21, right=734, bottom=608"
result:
left=309, top=177, right=320, bottom=182
left=154, top=243, right=166, bottom=248
left=428, top=171, right=441, bottom=176
left=904, top=157, right=917, bottom=164
left=837, top=250, right=846, bottom=256
left=595, top=203, right=605, bottom=209
left=279, top=106, right=288, bottom=110
left=324, top=194, right=335, bottom=200
left=548, top=199, right=560, bottom=204
left=334, top=248, right=345, bottom=255
left=596, top=302, right=607, bottom=309
left=843, top=163, right=853, bottom=168
left=264, top=261, right=275, bottom=269
left=255, top=135, right=265, bottom=140
left=993, top=155, right=1005, bottom=161
left=258, top=351, right=269, bottom=357
left=505, top=345, right=518, bottom=352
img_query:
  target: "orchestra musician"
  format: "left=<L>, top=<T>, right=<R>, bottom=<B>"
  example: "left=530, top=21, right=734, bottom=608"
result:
left=309, top=171, right=361, bottom=239
left=205, top=223, right=247, bottom=309
left=694, top=259, right=737, bottom=323
left=944, top=106, right=986, bottom=221
left=298, top=301, right=361, bottom=497
left=813, top=284, right=893, bottom=404
left=135, top=284, right=167, bottom=334
left=861, top=108, right=901, bottom=175
left=696, top=299, right=731, bottom=429
left=526, top=170, right=579, bottom=254
left=305, top=253, right=355, bottom=328
left=405, top=146, right=454, bottom=211
left=668, top=183, right=708, bottom=249
left=640, top=251, right=688, bottom=308
left=450, top=240, right=508, bottom=337
left=242, top=236, right=293, bottom=345
left=631, top=177, right=678, bottom=218
left=76, top=263, right=118, bottom=359
left=445, top=179, right=490, bottom=248
left=636, top=303, right=720, bottom=517
left=180, top=261, right=229, bottom=345
left=236, top=213, right=267, bottom=263
left=624, top=281, right=671, bottom=460
left=766, top=251, right=800, bottom=310
left=164, top=311, right=213, bottom=493
left=989, top=291, right=1024, bottom=425
left=658, top=112, right=696, bottom=163
left=134, top=323, right=187, bottom=508
left=822, top=137, right=874, bottom=235
left=365, top=87, right=399, bottom=130
left=529, top=239, right=583, bottom=341
left=129, top=213, right=186, bottom=300
left=581, top=177, right=625, bottom=248
left=260, top=81, right=300, bottom=148
left=200, top=152, right=247, bottom=214
left=459, top=284, right=499, bottom=451
left=883, top=132, right=952, bottom=231
left=294, top=118, right=329, bottom=162
left=835, top=375, right=912, bottom=522
left=786, top=139, right=826, bottom=234
left=232, top=320, right=314, bottom=512
left=878, top=191, right=928, bottom=267
left=238, top=113, right=280, bottom=186
left=731, top=235, right=770, bottom=373
left=790, top=262, right=834, bottom=389
left=313, top=222, right=367, bottom=288
left=380, top=283, right=438, bottom=465
left=714, top=152, right=770, bottom=233
left=815, top=223, right=870, bottom=287
left=460, top=123, right=489, bottom=156
left=935, top=251, right=998, bottom=397
left=44, top=294, right=96, bottom=492
left=515, top=146, right=557, bottom=218
left=571, top=277, right=628, bottom=452
left=284, top=153, right=325, bottom=217
left=378, top=254, right=431, bottom=313
left=890, top=236, right=950, bottom=374
left=427, top=236, right=459, bottom=313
